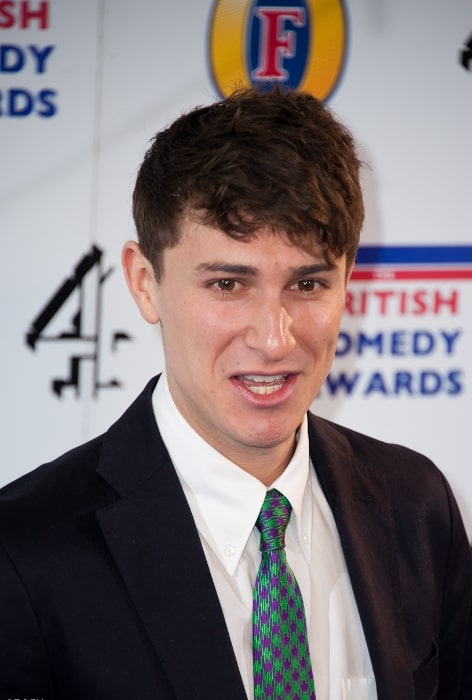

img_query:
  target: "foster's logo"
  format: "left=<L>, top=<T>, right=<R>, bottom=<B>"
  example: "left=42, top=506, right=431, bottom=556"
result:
left=209, top=0, right=347, bottom=99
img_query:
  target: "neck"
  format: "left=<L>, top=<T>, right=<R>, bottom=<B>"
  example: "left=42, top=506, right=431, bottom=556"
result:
left=229, top=439, right=296, bottom=487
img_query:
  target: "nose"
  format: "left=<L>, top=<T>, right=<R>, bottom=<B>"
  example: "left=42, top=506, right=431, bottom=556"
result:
left=244, top=298, right=296, bottom=360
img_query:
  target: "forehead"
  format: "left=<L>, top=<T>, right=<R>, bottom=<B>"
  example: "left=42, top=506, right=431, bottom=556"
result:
left=163, top=218, right=347, bottom=276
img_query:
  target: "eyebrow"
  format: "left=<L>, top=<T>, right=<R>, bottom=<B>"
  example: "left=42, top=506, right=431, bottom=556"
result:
left=194, top=262, right=337, bottom=276
left=290, top=263, right=337, bottom=276
left=195, top=262, right=258, bottom=276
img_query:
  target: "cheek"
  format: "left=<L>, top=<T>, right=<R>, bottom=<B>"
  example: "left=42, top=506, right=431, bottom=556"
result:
left=300, top=306, right=343, bottom=346
left=177, top=311, right=235, bottom=371
left=159, top=306, right=200, bottom=367
left=199, top=307, right=242, bottom=346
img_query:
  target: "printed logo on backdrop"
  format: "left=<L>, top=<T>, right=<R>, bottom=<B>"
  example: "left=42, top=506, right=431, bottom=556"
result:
left=25, top=246, right=132, bottom=398
left=320, top=246, right=472, bottom=399
left=0, top=0, right=57, bottom=117
left=209, top=0, right=347, bottom=100
left=460, top=32, right=472, bottom=71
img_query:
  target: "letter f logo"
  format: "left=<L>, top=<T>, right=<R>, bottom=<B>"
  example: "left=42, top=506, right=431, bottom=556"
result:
left=252, top=8, right=306, bottom=79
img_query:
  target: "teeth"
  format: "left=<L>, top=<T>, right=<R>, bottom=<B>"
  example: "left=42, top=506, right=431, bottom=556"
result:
left=243, top=374, right=286, bottom=383
left=247, top=384, right=282, bottom=395
left=239, top=374, right=288, bottom=395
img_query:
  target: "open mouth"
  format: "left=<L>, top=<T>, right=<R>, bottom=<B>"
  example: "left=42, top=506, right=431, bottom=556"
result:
left=237, top=373, right=289, bottom=395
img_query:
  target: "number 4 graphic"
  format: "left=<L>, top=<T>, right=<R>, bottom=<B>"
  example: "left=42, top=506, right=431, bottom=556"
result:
left=26, top=245, right=131, bottom=398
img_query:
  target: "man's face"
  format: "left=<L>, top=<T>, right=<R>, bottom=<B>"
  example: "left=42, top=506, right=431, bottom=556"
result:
left=145, top=219, right=351, bottom=473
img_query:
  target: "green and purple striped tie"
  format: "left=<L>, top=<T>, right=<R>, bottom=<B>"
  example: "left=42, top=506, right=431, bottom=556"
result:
left=253, top=489, right=316, bottom=699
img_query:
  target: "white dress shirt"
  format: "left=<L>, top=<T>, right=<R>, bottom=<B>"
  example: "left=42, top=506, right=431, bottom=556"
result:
left=154, top=372, right=376, bottom=700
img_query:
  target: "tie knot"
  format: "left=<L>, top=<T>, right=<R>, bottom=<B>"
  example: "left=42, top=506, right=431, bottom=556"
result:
left=256, top=489, right=291, bottom=551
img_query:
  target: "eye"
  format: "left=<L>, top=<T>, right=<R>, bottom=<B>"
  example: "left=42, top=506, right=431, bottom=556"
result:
left=296, top=279, right=317, bottom=292
left=205, top=277, right=243, bottom=296
left=216, top=279, right=236, bottom=292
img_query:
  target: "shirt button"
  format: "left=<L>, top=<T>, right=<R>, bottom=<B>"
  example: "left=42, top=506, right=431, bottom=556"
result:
left=224, top=544, right=236, bottom=557
left=302, top=533, right=310, bottom=544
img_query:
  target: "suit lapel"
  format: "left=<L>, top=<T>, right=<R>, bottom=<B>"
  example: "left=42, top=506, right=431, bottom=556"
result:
left=308, top=415, right=415, bottom=700
left=95, top=378, right=247, bottom=700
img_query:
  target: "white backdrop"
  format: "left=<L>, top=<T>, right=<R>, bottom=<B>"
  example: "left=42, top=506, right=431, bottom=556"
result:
left=1, top=0, right=471, bottom=535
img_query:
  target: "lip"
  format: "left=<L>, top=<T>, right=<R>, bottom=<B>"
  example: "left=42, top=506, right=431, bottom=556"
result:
left=229, top=372, right=299, bottom=407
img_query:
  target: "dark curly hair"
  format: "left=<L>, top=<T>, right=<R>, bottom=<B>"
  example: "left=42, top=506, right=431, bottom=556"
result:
left=133, top=87, right=364, bottom=280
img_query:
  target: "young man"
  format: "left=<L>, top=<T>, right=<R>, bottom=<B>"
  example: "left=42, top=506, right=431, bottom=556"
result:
left=0, top=88, right=471, bottom=700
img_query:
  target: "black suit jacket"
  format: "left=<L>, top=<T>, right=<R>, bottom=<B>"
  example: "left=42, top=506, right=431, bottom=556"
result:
left=0, top=376, right=471, bottom=699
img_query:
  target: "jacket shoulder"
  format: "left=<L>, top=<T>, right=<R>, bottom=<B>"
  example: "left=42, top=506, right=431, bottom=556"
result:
left=0, top=434, right=113, bottom=539
left=306, top=412, right=452, bottom=512
left=0, top=377, right=160, bottom=540
left=308, top=411, right=438, bottom=473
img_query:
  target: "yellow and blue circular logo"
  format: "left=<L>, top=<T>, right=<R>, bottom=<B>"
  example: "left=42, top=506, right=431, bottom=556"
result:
left=209, top=0, right=347, bottom=100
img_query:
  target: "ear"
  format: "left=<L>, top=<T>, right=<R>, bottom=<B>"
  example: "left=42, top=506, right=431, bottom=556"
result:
left=122, top=241, right=160, bottom=324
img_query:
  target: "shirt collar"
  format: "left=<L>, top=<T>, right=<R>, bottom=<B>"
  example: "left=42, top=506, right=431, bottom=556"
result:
left=153, top=372, right=312, bottom=574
